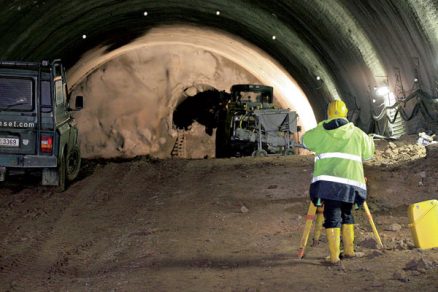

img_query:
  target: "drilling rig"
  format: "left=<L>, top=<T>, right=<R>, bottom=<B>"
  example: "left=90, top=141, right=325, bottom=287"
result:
left=217, top=84, right=299, bottom=157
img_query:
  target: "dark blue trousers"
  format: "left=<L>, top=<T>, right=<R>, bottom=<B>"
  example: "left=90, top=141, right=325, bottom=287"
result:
left=322, top=199, right=354, bottom=228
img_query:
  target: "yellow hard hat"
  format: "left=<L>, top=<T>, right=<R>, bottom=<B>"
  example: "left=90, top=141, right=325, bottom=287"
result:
left=327, top=100, right=348, bottom=119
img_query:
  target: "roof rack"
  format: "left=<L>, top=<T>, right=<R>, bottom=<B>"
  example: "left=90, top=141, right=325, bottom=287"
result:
left=230, top=84, right=273, bottom=94
left=0, top=60, right=51, bottom=69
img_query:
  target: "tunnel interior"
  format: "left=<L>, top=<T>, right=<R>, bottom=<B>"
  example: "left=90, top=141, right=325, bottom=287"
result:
left=1, top=1, right=438, bottom=159
left=2, top=2, right=438, bottom=290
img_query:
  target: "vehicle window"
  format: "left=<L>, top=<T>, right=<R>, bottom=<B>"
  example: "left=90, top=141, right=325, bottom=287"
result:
left=55, top=79, right=64, bottom=105
left=0, top=77, right=33, bottom=111
left=41, top=81, right=52, bottom=112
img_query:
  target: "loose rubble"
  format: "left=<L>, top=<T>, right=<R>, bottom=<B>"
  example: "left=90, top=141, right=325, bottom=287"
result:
left=369, top=135, right=427, bottom=166
left=393, top=271, right=410, bottom=282
left=386, top=238, right=414, bottom=250
left=384, top=223, right=402, bottom=232
left=359, top=237, right=379, bottom=249
left=404, top=257, right=437, bottom=272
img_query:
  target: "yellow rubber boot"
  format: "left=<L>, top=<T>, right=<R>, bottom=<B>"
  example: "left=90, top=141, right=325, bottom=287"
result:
left=342, top=224, right=355, bottom=257
left=326, top=228, right=341, bottom=264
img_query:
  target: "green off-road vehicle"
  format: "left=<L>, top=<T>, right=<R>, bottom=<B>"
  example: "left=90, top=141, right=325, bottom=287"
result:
left=0, top=60, right=83, bottom=191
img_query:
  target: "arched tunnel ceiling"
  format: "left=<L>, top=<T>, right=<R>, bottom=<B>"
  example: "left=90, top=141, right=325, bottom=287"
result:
left=1, top=0, right=438, bottom=132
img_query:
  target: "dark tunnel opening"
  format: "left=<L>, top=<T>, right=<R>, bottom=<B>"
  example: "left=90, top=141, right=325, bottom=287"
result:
left=172, top=89, right=229, bottom=157
left=172, top=89, right=229, bottom=135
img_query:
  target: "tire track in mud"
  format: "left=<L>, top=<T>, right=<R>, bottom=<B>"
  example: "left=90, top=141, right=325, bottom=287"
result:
left=0, top=162, right=138, bottom=290
left=0, top=184, right=73, bottom=290
left=0, top=158, right=188, bottom=290
left=72, top=159, right=188, bottom=280
left=37, top=162, right=144, bottom=286
left=35, top=159, right=181, bottom=289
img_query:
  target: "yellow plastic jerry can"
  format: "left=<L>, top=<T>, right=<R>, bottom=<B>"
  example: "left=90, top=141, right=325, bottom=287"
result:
left=408, top=199, right=438, bottom=249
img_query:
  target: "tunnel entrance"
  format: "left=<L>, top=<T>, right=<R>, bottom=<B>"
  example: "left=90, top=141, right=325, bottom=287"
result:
left=172, top=87, right=229, bottom=158
left=173, top=88, right=227, bottom=136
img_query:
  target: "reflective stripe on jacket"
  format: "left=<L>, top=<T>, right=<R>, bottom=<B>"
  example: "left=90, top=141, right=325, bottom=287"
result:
left=302, top=118, right=375, bottom=203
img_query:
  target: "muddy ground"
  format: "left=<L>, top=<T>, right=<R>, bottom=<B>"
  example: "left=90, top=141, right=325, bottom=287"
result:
left=1, top=149, right=438, bottom=291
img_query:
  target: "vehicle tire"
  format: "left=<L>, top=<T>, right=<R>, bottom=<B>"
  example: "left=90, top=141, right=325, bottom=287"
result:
left=252, top=149, right=268, bottom=157
left=66, top=145, right=81, bottom=182
left=55, top=152, right=66, bottom=193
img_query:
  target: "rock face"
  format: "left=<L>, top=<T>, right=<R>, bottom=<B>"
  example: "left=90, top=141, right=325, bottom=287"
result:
left=70, top=45, right=259, bottom=159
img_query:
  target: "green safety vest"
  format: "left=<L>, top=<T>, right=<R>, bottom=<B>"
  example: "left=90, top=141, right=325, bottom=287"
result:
left=302, top=119, right=374, bottom=191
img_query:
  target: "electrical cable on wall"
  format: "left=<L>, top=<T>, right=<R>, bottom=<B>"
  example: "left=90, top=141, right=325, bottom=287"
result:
left=372, top=89, right=438, bottom=124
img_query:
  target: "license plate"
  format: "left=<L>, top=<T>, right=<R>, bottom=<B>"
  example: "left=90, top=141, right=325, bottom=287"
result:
left=0, top=137, right=19, bottom=147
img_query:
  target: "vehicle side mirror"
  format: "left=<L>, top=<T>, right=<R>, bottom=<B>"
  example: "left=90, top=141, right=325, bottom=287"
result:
left=75, top=96, right=84, bottom=110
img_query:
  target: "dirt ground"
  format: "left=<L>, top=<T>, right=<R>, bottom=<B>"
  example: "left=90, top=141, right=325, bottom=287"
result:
left=1, top=146, right=438, bottom=291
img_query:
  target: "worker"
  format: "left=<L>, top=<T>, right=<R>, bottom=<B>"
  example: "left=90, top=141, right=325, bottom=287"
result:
left=302, top=100, right=374, bottom=264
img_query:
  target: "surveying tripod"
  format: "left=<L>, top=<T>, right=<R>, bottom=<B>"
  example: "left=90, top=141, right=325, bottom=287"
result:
left=297, top=200, right=383, bottom=259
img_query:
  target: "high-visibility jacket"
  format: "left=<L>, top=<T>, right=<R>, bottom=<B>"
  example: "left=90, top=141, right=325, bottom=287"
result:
left=302, top=118, right=375, bottom=204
